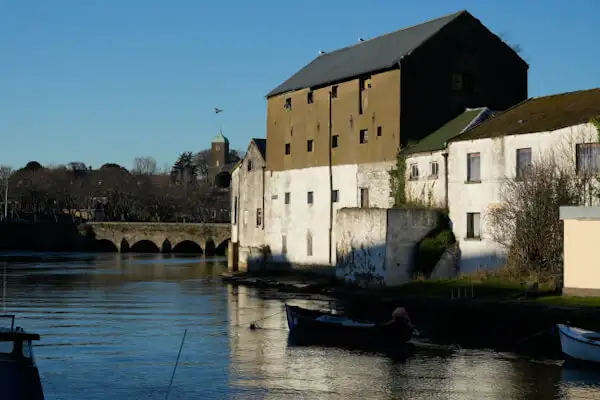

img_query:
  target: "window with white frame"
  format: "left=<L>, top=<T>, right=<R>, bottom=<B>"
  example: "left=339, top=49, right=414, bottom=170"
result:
left=466, top=212, right=481, bottom=239
left=516, top=148, right=532, bottom=179
left=430, top=161, right=439, bottom=178
left=576, top=143, right=600, bottom=174
left=409, top=164, right=419, bottom=180
left=467, top=152, right=481, bottom=182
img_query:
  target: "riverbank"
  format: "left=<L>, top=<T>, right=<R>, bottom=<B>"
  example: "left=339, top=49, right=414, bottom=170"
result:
left=221, top=270, right=600, bottom=351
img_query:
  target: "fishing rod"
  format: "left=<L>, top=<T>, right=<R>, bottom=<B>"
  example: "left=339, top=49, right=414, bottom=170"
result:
left=165, top=328, right=188, bottom=400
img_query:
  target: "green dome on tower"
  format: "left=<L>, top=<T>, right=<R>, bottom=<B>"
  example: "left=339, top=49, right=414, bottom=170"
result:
left=212, top=130, right=229, bottom=144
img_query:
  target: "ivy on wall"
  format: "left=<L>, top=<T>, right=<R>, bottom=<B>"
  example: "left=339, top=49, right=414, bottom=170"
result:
left=388, top=148, right=407, bottom=207
left=591, top=116, right=600, bottom=141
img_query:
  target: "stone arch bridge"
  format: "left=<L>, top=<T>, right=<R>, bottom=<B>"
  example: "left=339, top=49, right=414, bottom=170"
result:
left=82, top=222, right=230, bottom=255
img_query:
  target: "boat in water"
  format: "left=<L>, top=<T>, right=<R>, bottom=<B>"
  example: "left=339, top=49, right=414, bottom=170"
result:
left=285, top=304, right=414, bottom=350
left=558, top=324, right=600, bottom=364
left=0, top=315, right=45, bottom=399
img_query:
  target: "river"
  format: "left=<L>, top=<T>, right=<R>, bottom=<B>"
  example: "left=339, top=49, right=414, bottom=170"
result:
left=0, top=252, right=599, bottom=399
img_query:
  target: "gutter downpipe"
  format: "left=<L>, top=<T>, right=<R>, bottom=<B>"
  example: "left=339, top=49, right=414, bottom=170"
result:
left=328, top=90, right=334, bottom=266
left=442, top=141, right=449, bottom=210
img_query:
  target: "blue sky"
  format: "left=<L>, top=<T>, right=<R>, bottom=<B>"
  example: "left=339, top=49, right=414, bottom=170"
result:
left=1, top=0, right=598, bottom=171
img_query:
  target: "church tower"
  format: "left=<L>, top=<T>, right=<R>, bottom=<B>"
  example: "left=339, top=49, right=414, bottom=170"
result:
left=210, top=130, right=229, bottom=182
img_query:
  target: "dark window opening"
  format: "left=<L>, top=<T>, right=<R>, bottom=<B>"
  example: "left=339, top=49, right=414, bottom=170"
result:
left=516, top=148, right=532, bottom=179
left=284, top=192, right=290, bottom=205
left=359, top=129, right=368, bottom=144
left=285, top=143, right=291, bottom=155
left=307, top=139, right=313, bottom=152
left=332, top=135, right=339, bottom=148
left=331, top=190, right=339, bottom=203
left=331, top=86, right=338, bottom=99
left=233, top=196, right=238, bottom=224
left=307, top=191, right=314, bottom=204
left=284, top=97, right=292, bottom=110
left=247, top=160, right=252, bottom=171
left=307, top=91, right=314, bottom=104
left=256, top=208, right=262, bottom=226
left=466, top=212, right=481, bottom=239
left=360, top=188, right=369, bottom=208
left=377, top=126, right=382, bottom=136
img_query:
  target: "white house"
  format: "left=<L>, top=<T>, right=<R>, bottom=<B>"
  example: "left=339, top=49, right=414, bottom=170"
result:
left=446, top=87, right=600, bottom=273
left=230, top=139, right=267, bottom=269
left=402, top=107, right=494, bottom=208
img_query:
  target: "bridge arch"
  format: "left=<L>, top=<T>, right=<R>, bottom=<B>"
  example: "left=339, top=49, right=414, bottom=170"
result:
left=94, top=239, right=118, bottom=252
left=172, top=240, right=203, bottom=254
left=216, top=238, right=230, bottom=256
left=130, top=240, right=161, bottom=253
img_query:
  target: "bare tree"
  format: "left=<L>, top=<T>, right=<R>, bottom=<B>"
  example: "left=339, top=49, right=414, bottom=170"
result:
left=193, top=149, right=211, bottom=181
left=0, top=165, right=12, bottom=220
left=132, top=156, right=158, bottom=175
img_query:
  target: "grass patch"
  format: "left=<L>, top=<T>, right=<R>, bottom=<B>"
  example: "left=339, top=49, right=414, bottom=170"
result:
left=535, top=296, right=600, bottom=308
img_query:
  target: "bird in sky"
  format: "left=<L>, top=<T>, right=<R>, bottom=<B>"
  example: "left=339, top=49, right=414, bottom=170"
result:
left=214, top=108, right=223, bottom=114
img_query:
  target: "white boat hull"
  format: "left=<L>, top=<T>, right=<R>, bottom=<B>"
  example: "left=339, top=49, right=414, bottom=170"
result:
left=558, top=324, right=600, bottom=363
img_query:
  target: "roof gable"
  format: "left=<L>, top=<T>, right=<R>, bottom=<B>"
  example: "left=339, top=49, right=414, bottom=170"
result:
left=252, top=138, right=267, bottom=161
left=453, top=88, right=600, bottom=142
left=266, top=10, right=467, bottom=98
left=403, top=108, right=492, bottom=155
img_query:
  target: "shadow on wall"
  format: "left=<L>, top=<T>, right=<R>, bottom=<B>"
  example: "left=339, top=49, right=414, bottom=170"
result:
left=458, top=251, right=506, bottom=274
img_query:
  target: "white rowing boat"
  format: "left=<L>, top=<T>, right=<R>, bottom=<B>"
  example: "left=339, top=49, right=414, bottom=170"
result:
left=557, top=324, right=600, bottom=363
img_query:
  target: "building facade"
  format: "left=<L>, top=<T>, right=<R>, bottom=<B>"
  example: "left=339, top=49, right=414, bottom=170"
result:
left=446, top=88, right=600, bottom=273
left=259, top=10, right=527, bottom=266
left=230, top=139, right=267, bottom=267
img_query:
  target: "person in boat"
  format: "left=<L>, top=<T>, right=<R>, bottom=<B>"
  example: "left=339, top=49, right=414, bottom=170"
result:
left=383, top=307, right=414, bottom=329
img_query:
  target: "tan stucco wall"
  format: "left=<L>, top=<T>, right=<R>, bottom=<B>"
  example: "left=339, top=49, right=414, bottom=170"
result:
left=266, top=69, right=401, bottom=171
left=563, top=219, right=600, bottom=293
left=560, top=206, right=600, bottom=296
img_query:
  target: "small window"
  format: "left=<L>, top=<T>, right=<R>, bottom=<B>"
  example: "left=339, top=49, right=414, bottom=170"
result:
left=233, top=196, right=238, bottom=224
left=430, top=161, right=439, bottom=178
left=467, top=152, right=481, bottom=182
left=211, top=209, right=217, bottom=219
left=331, top=190, right=339, bottom=203
left=307, top=191, right=314, bottom=204
left=282, top=235, right=287, bottom=254
left=307, top=91, right=314, bottom=104
left=466, top=212, right=481, bottom=239
left=410, top=164, right=419, bottom=180
left=256, top=208, right=262, bottom=226
left=284, top=192, right=290, bottom=205
left=516, top=148, right=532, bottom=179
left=332, top=135, right=339, bottom=148
left=359, top=129, right=368, bottom=144
left=377, top=126, right=382, bottom=137
left=576, top=143, right=600, bottom=174
left=247, top=160, right=252, bottom=171
left=360, top=188, right=369, bottom=208
left=285, top=143, right=291, bottom=155
left=284, top=97, right=292, bottom=110
left=307, top=233, right=313, bottom=256
left=331, top=85, right=338, bottom=98
left=307, top=139, right=314, bottom=152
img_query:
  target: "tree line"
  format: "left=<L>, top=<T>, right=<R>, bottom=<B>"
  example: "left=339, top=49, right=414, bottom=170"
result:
left=0, top=149, right=242, bottom=224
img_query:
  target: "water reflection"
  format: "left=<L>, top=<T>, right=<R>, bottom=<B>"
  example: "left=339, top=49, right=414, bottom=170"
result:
left=0, top=253, right=599, bottom=399
left=226, top=285, right=598, bottom=400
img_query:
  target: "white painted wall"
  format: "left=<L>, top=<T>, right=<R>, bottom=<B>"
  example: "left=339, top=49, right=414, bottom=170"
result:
left=230, top=142, right=266, bottom=253
left=405, top=151, right=447, bottom=207
left=264, top=160, right=395, bottom=266
left=448, top=123, right=597, bottom=273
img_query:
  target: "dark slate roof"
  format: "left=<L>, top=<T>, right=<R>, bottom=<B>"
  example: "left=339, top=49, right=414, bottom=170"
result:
left=452, top=88, right=600, bottom=142
left=402, top=108, right=492, bottom=155
left=252, top=138, right=267, bottom=160
left=267, top=10, right=467, bottom=98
